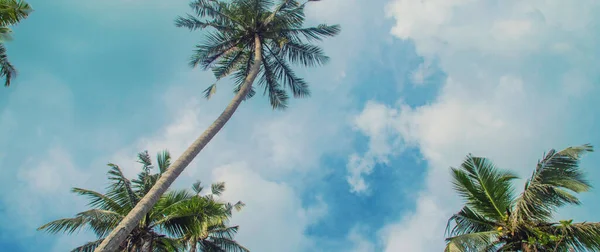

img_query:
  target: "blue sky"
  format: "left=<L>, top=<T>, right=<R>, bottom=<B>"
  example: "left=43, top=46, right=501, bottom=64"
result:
left=1, top=0, right=600, bottom=251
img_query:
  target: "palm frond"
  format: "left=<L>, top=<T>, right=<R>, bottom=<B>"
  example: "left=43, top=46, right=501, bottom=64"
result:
left=259, top=52, right=288, bottom=109
left=232, top=51, right=256, bottom=100
left=279, top=41, right=329, bottom=67
left=211, top=182, right=226, bottom=196
left=207, top=225, right=239, bottom=240
left=548, top=222, right=600, bottom=251
left=71, top=188, right=124, bottom=214
left=157, top=150, right=171, bottom=174
left=70, top=239, right=103, bottom=252
left=207, top=237, right=250, bottom=252
left=106, top=163, right=139, bottom=208
left=175, top=14, right=237, bottom=32
left=281, top=24, right=341, bottom=42
left=37, top=209, right=122, bottom=238
left=451, top=155, right=518, bottom=221
left=203, top=83, right=218, bottom=99
left=152, top=190, right=198, bottom=237
left=265, top=44, right=309, bottom=98
left=189, top=31, right=246, bottom=70
left=445, top=231, right=499, bottom=252
left=154, top=236, right=186, bottom=252
left=137, top=150, right=153, bottom=171
left=0, top=43, right=16, bottom=87
left=192, top=180, right=204, bottom=194
left=513, top=144, right=593, bottom=222
left=189, top=0, right=240, bottom=26
left=447, top=206, right=498, bottom=237
left=212, top=49, right=247, bottom=80
left=0, top=0, right=32, bottom=27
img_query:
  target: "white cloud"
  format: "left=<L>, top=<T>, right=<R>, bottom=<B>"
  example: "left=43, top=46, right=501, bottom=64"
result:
left=3, top=147, right=90, bottom=239
left=355, top=0, right=600, bottom=251
left=347, top=225, right=377, bottom=252
left=212, top=163, right=327, bottom=252
left=410, top=59, right=435, bottom=85
left=347, top=102, right=402, bottom=193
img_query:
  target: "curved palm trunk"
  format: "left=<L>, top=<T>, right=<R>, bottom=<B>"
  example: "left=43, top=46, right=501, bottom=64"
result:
left=94, top=35, right=263, bottom=252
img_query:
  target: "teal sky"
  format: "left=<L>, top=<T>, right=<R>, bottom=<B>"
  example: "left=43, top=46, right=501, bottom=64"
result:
left=1, top=0, right=600, bottom=251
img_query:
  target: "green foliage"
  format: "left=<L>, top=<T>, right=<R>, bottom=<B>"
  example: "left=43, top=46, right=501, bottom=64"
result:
left=0, top=0, right=31, bottom=87
left=175, top=0, right=340, bottom=109
left=445, top=144, right=600, bottom=251
left=38, top=150, right=247, bottom=252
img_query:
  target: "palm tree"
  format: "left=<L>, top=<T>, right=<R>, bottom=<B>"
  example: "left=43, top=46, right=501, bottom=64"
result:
left=445, top=144, right=600, bottom=251
left=39, top=151, right=245, bottom=252
left=0, top=0, right=32, bottom=87
left=181, top=181, right=248, bottom=252
left=95, top=0, right=340, bottom=250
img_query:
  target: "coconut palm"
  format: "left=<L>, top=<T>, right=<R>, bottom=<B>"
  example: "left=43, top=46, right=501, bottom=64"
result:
left=0, top=0, right=31, bottom=87
left=39, top=151, right=245, bottom=252
left=95, top=0, right=339, bottom=250
left=445, top=144, right=600, bottom=251
left=181, top=181, right=248, bottom=252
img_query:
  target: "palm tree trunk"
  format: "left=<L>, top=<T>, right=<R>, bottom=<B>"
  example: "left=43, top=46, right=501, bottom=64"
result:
left=190, top=239, right=197, bottom=252
left=94, top=34, right=264, bottom=252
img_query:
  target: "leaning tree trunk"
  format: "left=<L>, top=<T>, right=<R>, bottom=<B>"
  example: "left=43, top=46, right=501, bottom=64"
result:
left=94, top=35, right=264, bottom=252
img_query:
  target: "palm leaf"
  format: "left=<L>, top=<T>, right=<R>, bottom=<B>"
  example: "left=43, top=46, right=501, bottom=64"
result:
left=265, top=44, right=309, bottom=98
left=37, top=209, right=122, bottom=237
left=548, top=222, right=600, bottom=251
left=279, top=41, right=329, bottom=67
left=70, top=239, right=103, bottom=252
left=447, top=206, right=498, bottom=237
left=451, top=155, right=518, bottom=221
left=156, top=150, right=171, bottom=174
left=207, top=237, right=250, bottom=252
left=259, top=52, right=288, bottom=109
left=211, top=182, right=226, bottom=196
left=192, top=180, right=204, bottom=194
left=513, top=144, right=593, bottom=222
left=71, top=188, right=124, bottom=214
left=445, top=231, right=499, bottom=252
left=281, top=24, right=341, bottom=42
left=137, top=150, right=153, bottom=171
left=0, top=43, right=15, bottom=87
left=106, top=163, right=140, bottom=209
left=0, top=0, right=32, bottom=27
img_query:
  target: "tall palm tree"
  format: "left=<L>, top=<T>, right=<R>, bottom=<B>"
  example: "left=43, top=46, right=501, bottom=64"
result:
left=95, top=0, right=340, bottom=250
left=39, top=151, right=245, bottom=252
left=445, top=144, right=600, bottom=251
left=0, top=0, right=31, bottom=87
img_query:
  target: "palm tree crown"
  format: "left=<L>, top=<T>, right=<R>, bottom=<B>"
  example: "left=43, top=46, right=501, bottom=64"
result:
left=445, top=144, right=600, bottom=251
left=38, top=151, right=247, bottom=252
left=175, top=0, right=340, bottom=109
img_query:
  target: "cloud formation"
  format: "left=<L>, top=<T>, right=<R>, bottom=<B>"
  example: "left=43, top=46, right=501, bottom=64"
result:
left=347, top=0, right=600, bottom=250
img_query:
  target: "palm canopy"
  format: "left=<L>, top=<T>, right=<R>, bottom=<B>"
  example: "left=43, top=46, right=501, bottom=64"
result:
left=0, top=0, right=31, bottom=87
left=182, top=181, right=248, bottom=252
left=38, top=151, right=246, bottom=252
left=175, top=0, right=340, bottom=109
left=445, top=144, right=600, bottom=251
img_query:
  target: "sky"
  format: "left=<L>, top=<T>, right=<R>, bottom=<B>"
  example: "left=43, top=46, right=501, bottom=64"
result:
left=0, top=0, right=599, bottom=251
